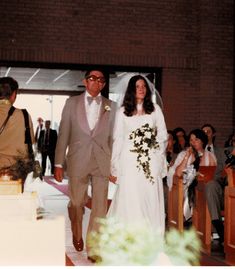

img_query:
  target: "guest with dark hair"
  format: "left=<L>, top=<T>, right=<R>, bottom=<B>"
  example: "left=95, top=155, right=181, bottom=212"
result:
left=168, top=129, right=217, bottom=223
left=201, top=123, right=216, bottom=153
left=224, top=130, right=235, bottom=148
left=173, top=127, right=188, bottom=153
left=0, top=77, right=34, bottom=172
left=166, top=130, right=179, bottom=166
left=163, top=130, right=179, bottom=222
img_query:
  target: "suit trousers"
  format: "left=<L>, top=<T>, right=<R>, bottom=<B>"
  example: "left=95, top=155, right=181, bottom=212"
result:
left=67, top=153, right=109, bottom=250
left=41, top=149, right=55, bottom=176
left=205, top=180, right=224, bottom=221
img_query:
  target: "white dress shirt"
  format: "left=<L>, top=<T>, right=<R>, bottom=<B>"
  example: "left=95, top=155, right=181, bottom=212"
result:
left=85, top=91, right=102, bottom=130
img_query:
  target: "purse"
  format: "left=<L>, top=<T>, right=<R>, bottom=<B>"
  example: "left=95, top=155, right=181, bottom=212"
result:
left=22, top=109, right=42, bottom=180
left=0, top=106, right=16, bottom=135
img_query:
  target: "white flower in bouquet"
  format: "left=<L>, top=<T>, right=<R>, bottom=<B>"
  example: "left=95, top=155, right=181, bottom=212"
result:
left=142, top=141, right=149, bottom=150
left=129, top=123, right=159, bottom=183
left=145, top=130, right=152, bottom=139
left=135, top=135, right=141, bottom=144
left=139, top=154, right=148, bottom=163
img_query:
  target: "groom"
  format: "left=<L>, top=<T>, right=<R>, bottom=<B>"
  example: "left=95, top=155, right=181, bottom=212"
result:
left=54, top=69, right=116, bottom=259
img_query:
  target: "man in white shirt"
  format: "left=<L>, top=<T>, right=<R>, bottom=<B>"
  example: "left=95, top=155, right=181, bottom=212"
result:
left=201, top=123, right=216, bottom=155
left=35, top=117, right=44, bottom=143
left=54, top=70, right=116, bottom=261
left=202, top=123, right=227, bottom=245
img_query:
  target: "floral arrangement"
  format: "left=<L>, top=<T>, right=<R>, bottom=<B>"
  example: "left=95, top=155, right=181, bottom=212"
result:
left=87, top=217, right=201, bottom=266
left=129, top=123, right=159, bottom=183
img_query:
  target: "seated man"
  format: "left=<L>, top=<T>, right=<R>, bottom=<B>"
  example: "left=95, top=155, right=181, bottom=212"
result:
left=205, top=146, right=235, bottom=244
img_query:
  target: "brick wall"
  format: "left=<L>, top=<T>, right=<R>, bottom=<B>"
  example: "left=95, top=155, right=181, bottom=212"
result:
left=0, top=0, right=233, bottom=145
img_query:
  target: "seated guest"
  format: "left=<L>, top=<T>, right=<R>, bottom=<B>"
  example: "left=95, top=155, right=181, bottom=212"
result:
left=168, top=129, right=216, bottom=223
left=173, top=127, right=189, bottom=153
left=224, top=130, right=235, bottom=148
left=201, top=123, right=217, bottom=154
left=163, top=130, right=179, bottom=221
left=205, top=131, right=235, bottom=244
left=166, top=130, right=179, bottom=167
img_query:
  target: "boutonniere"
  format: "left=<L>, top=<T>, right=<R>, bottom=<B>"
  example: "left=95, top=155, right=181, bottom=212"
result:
left=104, top=105, right=111, bottom=112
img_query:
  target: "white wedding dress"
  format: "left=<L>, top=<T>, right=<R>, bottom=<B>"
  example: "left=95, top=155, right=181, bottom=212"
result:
left=107, top=104, right=168, bottom=234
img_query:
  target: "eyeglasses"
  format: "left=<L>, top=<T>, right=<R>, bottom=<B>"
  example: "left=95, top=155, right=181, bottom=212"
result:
left=86, top=75, right=105, bottom=84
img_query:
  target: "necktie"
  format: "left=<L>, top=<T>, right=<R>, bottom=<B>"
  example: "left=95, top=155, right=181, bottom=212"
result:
left=87, top=96, right=101, bottom=105
left=35, top=127, right=39, bottom=139
left=45, top=130, right=49, bottom=145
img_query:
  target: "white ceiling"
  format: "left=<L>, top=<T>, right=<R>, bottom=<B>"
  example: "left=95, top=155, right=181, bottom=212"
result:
left=0, top=66, right=152, bottom=96
left=0, top=66, right=85, bottom=92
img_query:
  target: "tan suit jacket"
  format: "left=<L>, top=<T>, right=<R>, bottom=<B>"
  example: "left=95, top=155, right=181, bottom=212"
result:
left=0, top=104, right=35, bottom=169
left=55, top=93, right=116, bottom=178
left=55, top=93, right=116, bottom=245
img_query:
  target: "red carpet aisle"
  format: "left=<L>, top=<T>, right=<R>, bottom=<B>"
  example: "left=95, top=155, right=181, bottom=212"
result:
left=43, top=176, right=116, bottom=266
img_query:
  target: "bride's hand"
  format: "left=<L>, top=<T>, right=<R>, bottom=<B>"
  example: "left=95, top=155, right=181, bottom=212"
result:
left=109, top=175, right=117, bottom=184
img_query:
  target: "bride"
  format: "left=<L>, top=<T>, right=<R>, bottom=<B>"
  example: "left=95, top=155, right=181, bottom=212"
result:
left=107, top=74, right=168, bottom=234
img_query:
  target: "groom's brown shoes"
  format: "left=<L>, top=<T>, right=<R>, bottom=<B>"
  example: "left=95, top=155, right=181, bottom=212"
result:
left=87, top=255, right=101, bottom=263
left=73, top=236, right=84, bottom=252
left=87, top=256, right=96, bottom=263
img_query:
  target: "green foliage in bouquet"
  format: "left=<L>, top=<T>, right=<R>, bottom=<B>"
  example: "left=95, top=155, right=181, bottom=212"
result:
left=87, top=217, right=201, bottom=266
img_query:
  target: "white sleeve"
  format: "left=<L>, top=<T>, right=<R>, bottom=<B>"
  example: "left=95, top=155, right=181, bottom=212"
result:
left=110, top=107, right=125, bottom=177
left=167, top=151, right=186, bottom=190
left=152, top=104, right=168, bottom=179
left=154, top=104, right=168, bottom=155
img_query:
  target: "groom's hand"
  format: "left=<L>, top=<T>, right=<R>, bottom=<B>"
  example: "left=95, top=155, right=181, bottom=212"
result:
left=54, top=167, right=64, bottom=182
left=109, top=175, right=117, bottom=184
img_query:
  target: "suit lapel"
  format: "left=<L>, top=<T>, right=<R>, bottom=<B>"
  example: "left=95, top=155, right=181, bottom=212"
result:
left=92, top=97, right=110, bottom=136
left=77, top=93, right=91, bottom=135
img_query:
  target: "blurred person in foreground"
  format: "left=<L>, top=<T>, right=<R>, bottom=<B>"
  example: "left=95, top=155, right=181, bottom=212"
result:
left=0, top=76, right=34, bottom=175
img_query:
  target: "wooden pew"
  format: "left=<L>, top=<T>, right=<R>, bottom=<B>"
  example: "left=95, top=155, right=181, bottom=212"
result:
left=168, top=174, right=184, bottom=232
left=192, top=166, right=216, bottom=254
left=168, top=166, right=216, bottom=238
left=224, top=167, right=235, bottom=265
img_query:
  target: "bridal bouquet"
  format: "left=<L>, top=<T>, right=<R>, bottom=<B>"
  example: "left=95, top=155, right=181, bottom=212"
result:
left=87, top=217, right=201, bottom=266
left=129, top=123, right=159, bottom=183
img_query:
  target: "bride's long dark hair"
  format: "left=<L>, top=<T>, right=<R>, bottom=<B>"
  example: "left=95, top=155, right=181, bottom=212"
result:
left=122, top=75, right=154, bottom=117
